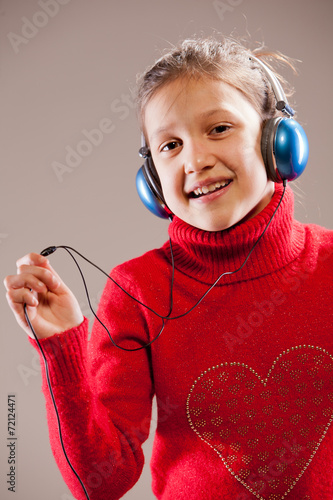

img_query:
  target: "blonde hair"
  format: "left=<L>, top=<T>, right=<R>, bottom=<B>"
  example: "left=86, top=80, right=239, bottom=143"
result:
left=136, top=36, right=296, bottom=134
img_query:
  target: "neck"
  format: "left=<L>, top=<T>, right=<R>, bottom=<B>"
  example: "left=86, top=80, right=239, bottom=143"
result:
left=166, top=184, right=305, bottom=284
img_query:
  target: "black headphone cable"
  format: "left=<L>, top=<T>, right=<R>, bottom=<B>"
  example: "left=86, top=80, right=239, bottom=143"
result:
left=23, top=303, right=91, bottom=500
left=37, top=181, right=286, bottom=351
left=23, top=180, right=286, bottom=499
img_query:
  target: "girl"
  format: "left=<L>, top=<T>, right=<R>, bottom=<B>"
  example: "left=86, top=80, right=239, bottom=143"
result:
left=4, top=37, right=333, bottom=500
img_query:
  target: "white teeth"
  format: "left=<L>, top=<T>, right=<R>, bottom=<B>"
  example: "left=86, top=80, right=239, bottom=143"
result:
left=193, top=180, right=229, bottom=197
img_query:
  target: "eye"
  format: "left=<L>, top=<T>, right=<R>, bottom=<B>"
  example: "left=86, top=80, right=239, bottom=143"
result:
left=210, top=124, right=230, bottom=135
left=161, top=140, right=182, bottom=152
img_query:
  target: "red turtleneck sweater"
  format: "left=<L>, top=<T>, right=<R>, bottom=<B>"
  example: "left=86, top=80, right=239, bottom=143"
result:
left=31, top=184, right=333, bottom=500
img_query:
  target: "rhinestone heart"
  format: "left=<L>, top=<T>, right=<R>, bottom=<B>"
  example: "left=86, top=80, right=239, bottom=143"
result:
left=186, top=345, right=333, bottom=499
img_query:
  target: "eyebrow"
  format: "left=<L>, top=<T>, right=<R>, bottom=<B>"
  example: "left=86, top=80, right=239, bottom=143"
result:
left=150, top=107, right=234, bottom=143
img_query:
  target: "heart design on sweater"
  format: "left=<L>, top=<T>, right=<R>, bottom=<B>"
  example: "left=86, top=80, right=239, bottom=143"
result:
left=186, top=346, right=333, bottom=500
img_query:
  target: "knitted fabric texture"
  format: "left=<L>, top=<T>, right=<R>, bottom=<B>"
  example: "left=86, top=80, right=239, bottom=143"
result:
left=31, top=184, right=333, bottom=499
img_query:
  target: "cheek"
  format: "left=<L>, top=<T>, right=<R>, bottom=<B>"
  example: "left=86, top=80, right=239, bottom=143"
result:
left=158, top=169, right=183, bottom=202
left=234, top=142, right=267, bottom=181
left=239, top=128, right=264, bottom=161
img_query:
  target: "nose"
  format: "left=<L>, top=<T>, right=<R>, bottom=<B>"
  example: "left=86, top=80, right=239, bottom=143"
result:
left=183, top=139, right=216, bottom=174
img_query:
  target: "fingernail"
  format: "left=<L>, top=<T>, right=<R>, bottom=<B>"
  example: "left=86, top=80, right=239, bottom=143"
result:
left=52, top=276, right=60, bottom=287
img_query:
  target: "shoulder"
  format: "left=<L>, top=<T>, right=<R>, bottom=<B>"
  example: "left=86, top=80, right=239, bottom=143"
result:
left=303, top=223, right=333, bottom=253
left=299, top=222, right=333, bottom=274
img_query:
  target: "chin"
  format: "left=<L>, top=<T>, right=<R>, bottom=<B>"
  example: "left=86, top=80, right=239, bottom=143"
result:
left=191, top=219, right=236, bottom=233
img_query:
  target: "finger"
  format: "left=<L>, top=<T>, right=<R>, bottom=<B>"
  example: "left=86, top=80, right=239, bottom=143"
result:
left=5, top=291, right=38, bottom=336
left=4, top=273, right=48, bottom=294
left=6, top=288, right=39, bottom=311
left=15, top=252, right=68, bottom=291
left=16, top=252, right=61, bottom=280
left=16, top=252, right=50, bottom=268
left=9, top=267, right=60, bottom=293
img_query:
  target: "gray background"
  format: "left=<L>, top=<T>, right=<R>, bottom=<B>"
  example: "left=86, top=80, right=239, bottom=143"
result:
left=1, top=0, right=332, bottom=499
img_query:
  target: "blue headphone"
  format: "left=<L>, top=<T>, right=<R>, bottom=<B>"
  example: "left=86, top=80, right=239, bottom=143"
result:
left=136, top=57, right=309, bottom=219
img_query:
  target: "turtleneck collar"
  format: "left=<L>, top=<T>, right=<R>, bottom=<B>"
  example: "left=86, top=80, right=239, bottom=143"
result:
left=165, top=184, right=305, bottom=284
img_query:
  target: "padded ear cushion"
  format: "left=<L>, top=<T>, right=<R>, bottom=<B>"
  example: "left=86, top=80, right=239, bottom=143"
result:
left=136, top=159, right=171, bottom=219
left=261, top=117, right=309, bottom=183
left=144, top=157, right=165, bottom=202
left=261, top=117, right=282, bottom=182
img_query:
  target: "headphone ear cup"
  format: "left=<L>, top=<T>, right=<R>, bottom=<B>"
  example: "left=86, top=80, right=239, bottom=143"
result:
left=261, top=117, right=281, bottom=182
left=261, top=117, right=309, bottom=182
left=136, top=159, right=171, bottom=219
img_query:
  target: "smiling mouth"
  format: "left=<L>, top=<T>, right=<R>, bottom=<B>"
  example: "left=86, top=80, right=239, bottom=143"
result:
left=190, top=179, right=232, bottom=198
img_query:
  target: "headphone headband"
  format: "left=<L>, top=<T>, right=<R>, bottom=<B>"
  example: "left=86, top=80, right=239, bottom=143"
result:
left=250, top=56, right=295, bottom=118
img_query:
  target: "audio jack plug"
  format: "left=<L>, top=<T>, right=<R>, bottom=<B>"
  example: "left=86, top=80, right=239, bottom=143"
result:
left=40, top=246, right=57, bottom=257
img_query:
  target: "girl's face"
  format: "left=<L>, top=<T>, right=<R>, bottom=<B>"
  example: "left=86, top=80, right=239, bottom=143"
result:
left=144, top=76, right=275, bottom=232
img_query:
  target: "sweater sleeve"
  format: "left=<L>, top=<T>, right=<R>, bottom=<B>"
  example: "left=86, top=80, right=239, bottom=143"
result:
left=29, top=269, right=155, bottom=500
